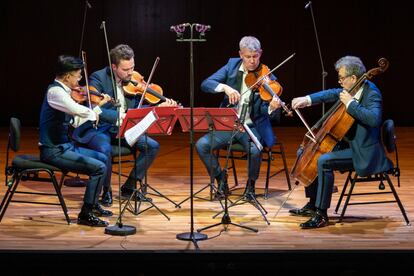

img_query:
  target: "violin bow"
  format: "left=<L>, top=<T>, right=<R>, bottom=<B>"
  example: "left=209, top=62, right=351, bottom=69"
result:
left=137, top=57, right=161, bottom=109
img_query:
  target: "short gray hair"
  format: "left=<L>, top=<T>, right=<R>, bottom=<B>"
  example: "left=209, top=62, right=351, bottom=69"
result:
left=335, top=56, right=366, bottom=78
left=239, top=36, right=261, bottom=52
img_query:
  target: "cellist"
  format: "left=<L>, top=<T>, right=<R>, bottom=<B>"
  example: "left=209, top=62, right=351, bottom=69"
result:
left=289, top=56, right=392, bottom=229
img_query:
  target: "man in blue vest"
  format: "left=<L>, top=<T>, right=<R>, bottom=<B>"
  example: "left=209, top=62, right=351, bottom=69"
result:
left=289, top=56, right=392, bottom=229
left=196, top=36, right=282, bottom=199
left=39, top=55, right=113, bottom=227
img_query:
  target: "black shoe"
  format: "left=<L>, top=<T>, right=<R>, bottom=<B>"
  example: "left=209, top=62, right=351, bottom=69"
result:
left=120, top=185, right=152, bottom=202
left=100, top=188, right=113, bottom=207
left=92, top=204, right=113, bottom=217
left=289, top=202, right=316, bottom=217
left=77, top=211, right=108, bottom=227
left=300, top=210, right=329, bottom=229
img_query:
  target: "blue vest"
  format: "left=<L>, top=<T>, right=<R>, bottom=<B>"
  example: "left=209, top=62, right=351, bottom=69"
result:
left=39, top=81, right=71, bottom=147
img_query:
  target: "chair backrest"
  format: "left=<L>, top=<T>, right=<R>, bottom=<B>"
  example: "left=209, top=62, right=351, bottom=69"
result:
left=381, top=119, right=396, bottom=154
left=9, top=117, right=21, bottom=152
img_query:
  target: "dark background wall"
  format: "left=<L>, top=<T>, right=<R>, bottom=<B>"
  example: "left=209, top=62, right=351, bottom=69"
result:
left=2, top=0, right=413, bottom=127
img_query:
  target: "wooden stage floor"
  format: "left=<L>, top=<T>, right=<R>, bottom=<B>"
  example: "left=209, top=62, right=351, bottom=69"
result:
left=1, top=126, right=414, bottom=273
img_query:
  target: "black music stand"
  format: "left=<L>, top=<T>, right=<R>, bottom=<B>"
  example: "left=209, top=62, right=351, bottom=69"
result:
left=176, top=107, right=238, bottom=205
left=176, top=108, right=257, bottom=233
left=212, top=131, right=270, bottom=225
left=117, top=107, right=177, bottom=220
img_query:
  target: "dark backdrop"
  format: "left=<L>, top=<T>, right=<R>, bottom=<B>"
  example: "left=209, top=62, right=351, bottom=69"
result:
left=2, top=0, right=413, bottom=127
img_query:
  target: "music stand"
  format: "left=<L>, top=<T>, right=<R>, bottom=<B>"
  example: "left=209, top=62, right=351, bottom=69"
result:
left=183, top=109, right=258, bottom=233
left=176, top=107, right=238, bottom=205
left=118, top=107, right=175, bottom=220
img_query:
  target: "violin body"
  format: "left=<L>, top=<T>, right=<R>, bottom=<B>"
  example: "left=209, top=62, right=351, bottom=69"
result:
left=123, top=71, right=166, bottom=104
left=245, top=64, right=283, bottom=101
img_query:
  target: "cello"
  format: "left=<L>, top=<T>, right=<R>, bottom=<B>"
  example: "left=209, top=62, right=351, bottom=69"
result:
left=290, top=58, right=389, bottom=186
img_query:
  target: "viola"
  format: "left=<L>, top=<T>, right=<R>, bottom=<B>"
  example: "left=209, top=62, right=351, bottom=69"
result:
left=245, top=64, right=283, bottom=101
left=123, top=71, right=167, bottom=104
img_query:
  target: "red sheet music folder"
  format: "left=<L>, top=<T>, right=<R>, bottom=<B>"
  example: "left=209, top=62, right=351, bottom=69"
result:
left=119, top=106, right=179, bottom=138
left=175, top=108, right=238, bottom=132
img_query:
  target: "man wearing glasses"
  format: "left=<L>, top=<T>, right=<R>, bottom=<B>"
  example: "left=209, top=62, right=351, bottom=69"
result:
left=289, top=56, right=392, bottom=229
left=39, top=55, right=113, bottom=227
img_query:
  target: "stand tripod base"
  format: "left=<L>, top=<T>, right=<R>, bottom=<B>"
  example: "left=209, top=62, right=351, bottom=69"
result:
left=176, top=231, right=208, bottom=241
left=105, top=223, right=137, bottom=236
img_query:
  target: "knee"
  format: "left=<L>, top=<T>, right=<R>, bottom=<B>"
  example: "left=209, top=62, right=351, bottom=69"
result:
left=195, top=138, right=209, bottom=154
left=250, top=148, right=261, bottom=160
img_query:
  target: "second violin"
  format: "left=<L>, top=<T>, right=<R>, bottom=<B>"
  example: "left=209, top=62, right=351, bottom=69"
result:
left=123, top=71, right=168, bottom=104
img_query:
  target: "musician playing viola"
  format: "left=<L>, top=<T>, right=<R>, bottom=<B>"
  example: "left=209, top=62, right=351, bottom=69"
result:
left=196, top=36, right=282, bottom=200
left=72, top=44, right=178, bottom=204
left=290, top=56, right=392, bottom=229
left=39, top=55, right=113, bottom=227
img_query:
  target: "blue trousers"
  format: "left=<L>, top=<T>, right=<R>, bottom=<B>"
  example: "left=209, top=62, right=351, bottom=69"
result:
left=85, top=131, right=160, bottom=189
left=305, top=148, right=354, bottom=209
left=40, top=143, right=107, bottom=205
left=195, top=129, right=262, bottom=181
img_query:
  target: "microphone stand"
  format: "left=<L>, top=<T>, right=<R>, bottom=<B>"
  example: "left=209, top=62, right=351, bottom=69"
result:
left=101, top=21, right=136, bottom=236
left=172, top=23, right=209, bottom=248
left=63, top=0, right=92, bottom=188
left=305, top=1, right=327, bottom=115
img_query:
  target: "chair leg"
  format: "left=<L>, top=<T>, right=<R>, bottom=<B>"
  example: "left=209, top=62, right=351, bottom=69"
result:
left=385, top=174, right=410, bottom=225
left=278, top=143, right=292, bottom=190
left=338, top=172, right=358, bottom=223
left=0, top=173, right=21, bottom=223
left=335, top=171, right=353, bottom=214
left=264, top=150, right=271, bottom=199
left=48, top=170, right=71, bottom=224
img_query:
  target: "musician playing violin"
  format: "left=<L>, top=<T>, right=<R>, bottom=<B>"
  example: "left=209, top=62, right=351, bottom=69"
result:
left=39, top=55, right=113, bottom=227
left=196, top=36, right=282, bottom=200
left=72, top=44, right=178, bottom=204
left=290, top=56, right=392, bottom=229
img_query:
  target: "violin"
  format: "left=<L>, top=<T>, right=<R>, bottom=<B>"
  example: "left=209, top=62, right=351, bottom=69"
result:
left=123, top=71, right=167, bottom=104
left=245, top=63, right=292, bottom=116
left=245, top=64, right=283, bottom=101
left=71, top=85, right=115, bottom=105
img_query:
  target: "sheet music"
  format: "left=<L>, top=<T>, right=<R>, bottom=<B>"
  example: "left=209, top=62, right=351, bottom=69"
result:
left=243, top=123, right=263, bottom=151
left=124, top=110, right=158, bottom=146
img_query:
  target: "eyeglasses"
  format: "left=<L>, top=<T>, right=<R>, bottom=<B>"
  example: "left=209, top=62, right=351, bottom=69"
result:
left=69, top=73, right=83, bottom=81
left=338, top=75, right=351, bottom=82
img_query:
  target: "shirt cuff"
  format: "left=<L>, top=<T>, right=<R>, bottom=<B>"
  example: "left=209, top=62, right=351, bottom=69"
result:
left=93, top=106, right=102, bottom=115
left=306, top=95, right=312, bottom=106
left=215, top=83, right=225, bottom=92
left=346, top=99, right=355, bottom=109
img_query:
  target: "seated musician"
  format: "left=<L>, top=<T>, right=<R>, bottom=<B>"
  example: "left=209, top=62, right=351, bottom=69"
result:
left=195, top=36, right=282, bottom=199
left=39, top=55, right=113, bottom=227
left=73, top=44, right=178, bottom=205
left=289, top=55, right=392, bottom=229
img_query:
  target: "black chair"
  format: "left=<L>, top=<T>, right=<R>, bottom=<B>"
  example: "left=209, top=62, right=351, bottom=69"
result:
left=334, top=119, right=409, bottom=225
left=111, top=144, right=136, bottom=178
left=217, top=139, right=291, bottom=199
left=0, top=118, right=70, bottom=224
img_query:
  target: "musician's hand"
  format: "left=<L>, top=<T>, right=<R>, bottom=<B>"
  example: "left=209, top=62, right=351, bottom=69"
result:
left=158, top=98, right=178, bottom=107
left=292, top=96, right=310, bottom=109
left=98, top=94, right=112, bottom=106
left=339, top=90, right=353, bottom=106
left=223, top=85, right=241, bottom=105
left=269, top=96, right=281, bottom=113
